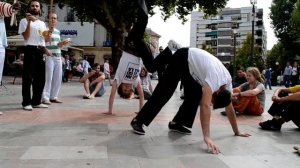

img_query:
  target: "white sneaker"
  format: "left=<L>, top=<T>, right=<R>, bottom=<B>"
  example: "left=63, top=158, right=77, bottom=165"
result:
left=23, top=105, right=33, bottom=111
left=32, top=104, right=48, bottom=108
left=0, top=111, right=3, bottom=115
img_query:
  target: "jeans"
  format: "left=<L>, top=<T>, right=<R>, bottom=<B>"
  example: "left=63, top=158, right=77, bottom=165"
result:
left=268, top=92, right=300, bottom=128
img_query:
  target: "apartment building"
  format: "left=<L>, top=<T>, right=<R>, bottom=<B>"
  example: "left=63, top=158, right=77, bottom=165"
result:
left=190, top=7, right=267, bottom=63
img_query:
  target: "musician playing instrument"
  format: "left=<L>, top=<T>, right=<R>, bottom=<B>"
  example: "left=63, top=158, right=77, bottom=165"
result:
left=0, top=1, right=20, bottom=87
left=18, top=0, right=50, bottom=110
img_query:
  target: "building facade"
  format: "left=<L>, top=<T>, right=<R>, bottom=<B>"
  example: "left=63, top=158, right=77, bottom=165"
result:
left=190, top=7, right=267, bottom=63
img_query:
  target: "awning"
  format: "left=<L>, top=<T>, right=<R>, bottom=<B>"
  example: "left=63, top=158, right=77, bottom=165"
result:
left=7, top=35, right=24, bottom=46
left=7, top=35, right=84, bottom=52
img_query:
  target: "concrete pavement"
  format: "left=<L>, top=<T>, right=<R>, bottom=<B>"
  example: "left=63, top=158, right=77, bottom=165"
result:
left=0, top=76, right=299, bottom=168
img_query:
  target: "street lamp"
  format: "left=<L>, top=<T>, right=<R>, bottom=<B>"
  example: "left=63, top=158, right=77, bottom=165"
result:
left=233, top=29, right=238, bottom=78
left=250, top=0, right=257, bottom=66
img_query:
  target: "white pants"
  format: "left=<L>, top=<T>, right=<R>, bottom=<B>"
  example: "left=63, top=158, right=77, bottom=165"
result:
left=0, top=50, right=5, bottom=82
left=42, top=57, right=62, bottom=101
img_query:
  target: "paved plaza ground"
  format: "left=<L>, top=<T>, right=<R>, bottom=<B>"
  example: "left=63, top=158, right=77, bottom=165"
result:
left=0, top=76, right=299, bottom=168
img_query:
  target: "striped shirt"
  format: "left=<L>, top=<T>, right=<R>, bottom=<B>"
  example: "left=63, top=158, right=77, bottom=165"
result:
left=0, top=2, right=13, bottom=48
left=46, top=28, right=61, bottom=58
left=0, top=2, right=13, bottom=17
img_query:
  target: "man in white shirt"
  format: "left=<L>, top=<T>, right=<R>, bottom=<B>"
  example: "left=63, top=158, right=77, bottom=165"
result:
left=0, top=1, right=20, bottom=86
left=103, top=59, right=112, bottom=86
left=106, top=51, right=144, bottom=115
left=18, top=0, right=49, bottom=110
left=131, top=48, right=250, bottom=154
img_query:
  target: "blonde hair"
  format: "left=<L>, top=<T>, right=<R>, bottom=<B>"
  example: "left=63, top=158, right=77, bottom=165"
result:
left=246, top=67, right=264, bottom=83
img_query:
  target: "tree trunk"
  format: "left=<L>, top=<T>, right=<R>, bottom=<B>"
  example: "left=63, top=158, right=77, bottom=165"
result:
left=110, top=28, right=125, bottom=74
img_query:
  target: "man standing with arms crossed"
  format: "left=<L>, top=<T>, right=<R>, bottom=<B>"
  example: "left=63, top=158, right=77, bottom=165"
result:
left=18, top=0, right=49, bottom=110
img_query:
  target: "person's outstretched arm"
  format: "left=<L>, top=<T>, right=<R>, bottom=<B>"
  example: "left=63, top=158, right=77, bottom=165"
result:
left=106, top=80, right=117, bottom=115
left=135, top=82, right=144, bottom=111
left=225, top=103, right=251, bottom=137
left=200, top=84, right=220, bottom=154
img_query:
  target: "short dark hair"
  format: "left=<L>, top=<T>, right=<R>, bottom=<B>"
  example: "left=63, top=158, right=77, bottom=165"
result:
left=117, top=83, right=133, bottom=99
left=92, top=63, right=99, bottom=69
left=236, top=65, right=244, bottom=71
left=27, top=0, right=43, bottom=16
left=213, top=89, right=231, bottom=109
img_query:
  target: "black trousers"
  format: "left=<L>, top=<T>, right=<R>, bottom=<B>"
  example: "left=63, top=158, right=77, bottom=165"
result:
left=268, top=92, right=300, bottom=128
left=22, top=46, right=46, bottom=106
left=135, top=48, right=202, bottom=128
left=125, top=0, right=171, bottom=74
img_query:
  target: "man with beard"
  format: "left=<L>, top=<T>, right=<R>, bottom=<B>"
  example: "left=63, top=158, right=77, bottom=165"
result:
left=18, top=0, right=50, bottom=110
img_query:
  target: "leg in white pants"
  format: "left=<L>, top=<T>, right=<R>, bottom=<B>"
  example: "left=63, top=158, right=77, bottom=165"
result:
left=43, top=57, right=62, bottom=101
left=0, top=50, right=5, bottom=83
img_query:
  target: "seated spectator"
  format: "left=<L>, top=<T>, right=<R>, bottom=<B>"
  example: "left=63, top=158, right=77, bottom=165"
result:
left=259, top=85, right=300, bottom=131
left=229, top=67, right=265, bottom=116
left=80, top=63, right=106, bottom=99
left=135, top=67, right=153, bottom=100
left=232, top=65, right=247, bottom=88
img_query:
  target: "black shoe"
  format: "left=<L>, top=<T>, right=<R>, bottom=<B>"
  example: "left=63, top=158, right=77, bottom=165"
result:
left=220, top=111, right=240, bottom=116
left=124, top=39, right=139, bottom=55
left=180, top=94, right=185, bottom=100
left=168, top=121, right=191, bottom=134
left=220, top=111, right=227, bottom=116
left=259, top=118, right=282, bottom=131
left=131, top=118, right=145, bottom=135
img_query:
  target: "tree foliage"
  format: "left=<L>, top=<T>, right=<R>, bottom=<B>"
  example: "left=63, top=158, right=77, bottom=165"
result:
left=270, top=0, right=300, bottom=61
left=265, top=42, right=284, bottom=84
left=7, top=0, right=228, bottom=67
left=201, top=42, right=213, bottom=54
left=235, top=34, right=261, bottom=69
left=291, top=0, right=300, bottom=43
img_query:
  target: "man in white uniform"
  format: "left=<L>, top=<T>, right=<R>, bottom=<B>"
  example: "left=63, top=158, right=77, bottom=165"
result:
left=42, top=13, right=67, bottom=104
left=103, top=59, right=112, bottom=85
left=131, top=48, right=250, bottom=154
left=0, top=1, right=20, bottom=86
left=18, top=0, right=49, bottom=110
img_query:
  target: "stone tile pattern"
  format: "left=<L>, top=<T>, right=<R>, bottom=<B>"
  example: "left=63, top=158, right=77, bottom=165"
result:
left=0, top=76, right=300, bottom=168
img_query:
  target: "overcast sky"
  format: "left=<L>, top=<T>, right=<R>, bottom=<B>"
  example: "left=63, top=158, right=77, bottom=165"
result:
left=147, top=0, right=276, bottom=50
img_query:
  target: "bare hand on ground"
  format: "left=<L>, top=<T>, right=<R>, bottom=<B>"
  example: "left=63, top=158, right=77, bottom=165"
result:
left=204, top=137, right=220, bottom=154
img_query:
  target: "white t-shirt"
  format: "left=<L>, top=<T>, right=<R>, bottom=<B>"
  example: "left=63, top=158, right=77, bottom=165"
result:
left=188, top=48, right=232, bottom=93
left=18, top=18, right=46, bottom=46
left=114, top=51, right=141, bottom=86
left=81, top=60, right=90, bottom=74
left=104, top=62, right=110, bottom=75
